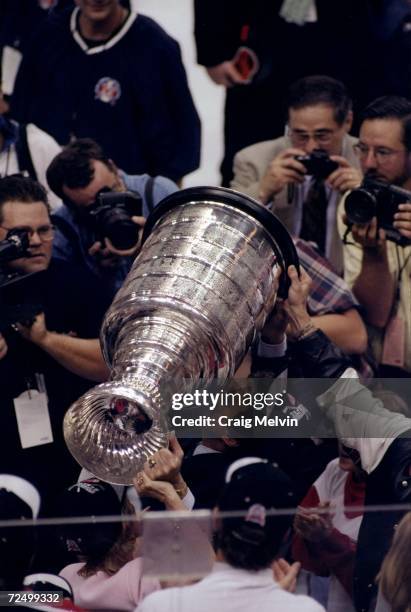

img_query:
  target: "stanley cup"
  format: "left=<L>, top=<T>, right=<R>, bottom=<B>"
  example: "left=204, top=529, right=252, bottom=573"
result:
left=64, top=187, right=298, bottom=484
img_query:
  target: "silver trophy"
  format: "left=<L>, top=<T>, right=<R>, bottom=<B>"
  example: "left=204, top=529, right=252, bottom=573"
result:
left=64, top=187, right=298, bottom=484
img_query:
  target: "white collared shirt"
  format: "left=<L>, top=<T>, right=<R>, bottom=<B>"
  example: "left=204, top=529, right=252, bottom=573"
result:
left=136, top=561, right=324, bottom=612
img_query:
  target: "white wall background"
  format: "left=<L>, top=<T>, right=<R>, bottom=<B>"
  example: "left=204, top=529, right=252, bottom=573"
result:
left=134, top=0, right=224, bottom=187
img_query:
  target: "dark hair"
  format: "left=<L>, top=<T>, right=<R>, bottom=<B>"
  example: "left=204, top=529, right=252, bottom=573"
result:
left=287, top=75, right=352, bottom=125
left=361, top=96, right=411, bottom=123
left=215, top=523, right=280, bottom=571
left=215, top=461, right=294, bottom=571
left=361, top=96, right=411, bottom=151
left=46, top=138, right=112, bottom=200
left=0, top=175, right=49, bottom=224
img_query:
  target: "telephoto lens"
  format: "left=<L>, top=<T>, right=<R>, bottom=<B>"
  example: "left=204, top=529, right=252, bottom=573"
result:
left=344, top=187, right=377, bottom=225
left=102, top=208, right=139, bottom=250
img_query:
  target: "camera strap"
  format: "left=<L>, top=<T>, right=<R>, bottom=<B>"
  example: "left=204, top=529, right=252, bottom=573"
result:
left=15, top=124, right=37, bottom=182
left=51, top=215, right=84, bottom=261
left=144, top=177, right=155, bottom=214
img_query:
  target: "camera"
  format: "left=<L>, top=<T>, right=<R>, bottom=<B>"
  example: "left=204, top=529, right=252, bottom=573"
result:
left=295, top=149, right=339, bottom=180
left=0, top=230, right=43, bottom=329
left=0, top=228, right=30, bottom=264
left=88, top=189, right=143, bottom=251
left=344, top=178, right=411, bottom=246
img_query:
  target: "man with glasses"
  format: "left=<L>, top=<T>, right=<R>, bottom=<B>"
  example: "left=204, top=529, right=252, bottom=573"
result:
left=231, top=75, right=362, bottom=273
left=338, top=96, right=411, bottom=376
left=0, top=175, right=112, bottom=502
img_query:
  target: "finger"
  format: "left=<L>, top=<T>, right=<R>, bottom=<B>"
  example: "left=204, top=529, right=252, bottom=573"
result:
left=378, top=227, right=387, bottom=243
left=131, top=215, right=146, bottom=226
left=272, top=561, right=284, bottom=580
left=366, top=217, right=378, bottom=241
left=397, top=227, right=411, bottom=239
left=281, top=148, right=308, bottom=159
left=398, top=203, right=411, bottom=212
left=287, top=264, right=299, bottom=280
left=281, top=159, right=307, bottom=175
left=328, top=169, right=360, bottom=191
left=146, top=451, right=168, bottom=476
left=327, top=170, right=351, bottom=191
left=298, top=265, right=311, bottom=284
left=133, top=471, right=149, bottom=492
left=277, top=169, right=306, bottom=184
left=279, top=561, right=301, bottom=590
left=168, top=432, right=183, bottom=457
left=329, top=155, right=349, bottom=167
left=277, top=558, right=291, bottom=572
left=393, top=215, right=411, bottom=226
left=326, top=168, right=344, bottom=185
left=336, top=178, right=361, bottom=193
left=88, top=241, right=103, bottom=255
left=226, top=62, right=245, bottom=84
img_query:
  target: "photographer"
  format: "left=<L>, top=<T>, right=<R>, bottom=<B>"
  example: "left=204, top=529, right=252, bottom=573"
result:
left=0, top=175, right=112, bottom=503
left=338, top=96, right=411, bottom=376
left=231, top=76, right=362, bottom=273
left=46, top=139, right=178, bottom=294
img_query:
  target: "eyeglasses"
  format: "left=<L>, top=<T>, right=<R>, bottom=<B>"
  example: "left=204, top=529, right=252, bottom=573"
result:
left=0, top=224, right=55, bottom=242
left=288, top=127, right=336, bottom=146
left=354, top=143, right=405, bottom=163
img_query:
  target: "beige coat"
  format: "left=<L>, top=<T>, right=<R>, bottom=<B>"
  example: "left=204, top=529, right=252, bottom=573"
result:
left=231, top=134, right=360, bottom=273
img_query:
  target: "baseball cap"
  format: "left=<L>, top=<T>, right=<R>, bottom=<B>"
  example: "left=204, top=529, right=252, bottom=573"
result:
left=55, top=479, right=123, bottom=560
left=0, top=474, right=41, bottom=521
left=218, top=457, right=296, bottom=551
left=0, top=475, right=41, bottom=587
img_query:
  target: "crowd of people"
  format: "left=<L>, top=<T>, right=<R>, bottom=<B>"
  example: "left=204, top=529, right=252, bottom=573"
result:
left=1, top=1, right=411, bottom=611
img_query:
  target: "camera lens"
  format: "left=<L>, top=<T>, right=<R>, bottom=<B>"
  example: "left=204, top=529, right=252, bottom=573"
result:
left=344, top=189, right=377, bottom=225
left=106, top=218, right=140, bottom=250
left=102, top=209, right=140, bottom=250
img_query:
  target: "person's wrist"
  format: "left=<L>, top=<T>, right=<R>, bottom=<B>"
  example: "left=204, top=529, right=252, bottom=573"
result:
left=295, top=322, right=317, bottom=341
left=164, top=486, right=183, bottom=508
left=289, top=309, right=311, bottom=328
left=35, top=329, right=53, bottom=349
left=258, top=177, right=278, bottom=203
left=173, top=475, right=188, bottom=499
left=287, top=313, right=315, bottom=341
left=258, top=188, right=270, bottom=205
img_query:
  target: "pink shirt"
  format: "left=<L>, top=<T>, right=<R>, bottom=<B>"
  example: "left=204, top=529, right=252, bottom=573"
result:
left=60, top=557, right=160, bottom=611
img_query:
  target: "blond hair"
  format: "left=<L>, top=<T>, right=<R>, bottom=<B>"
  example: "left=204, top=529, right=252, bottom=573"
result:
left=379, top=512, right=411, bottom=612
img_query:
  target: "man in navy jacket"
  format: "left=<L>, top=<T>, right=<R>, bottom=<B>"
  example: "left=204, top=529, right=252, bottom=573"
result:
left=11, top=0, right=201, bottom=183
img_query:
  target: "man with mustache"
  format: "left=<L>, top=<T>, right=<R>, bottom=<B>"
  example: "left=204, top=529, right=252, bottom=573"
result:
left=338, top=96, right=411, bottom=375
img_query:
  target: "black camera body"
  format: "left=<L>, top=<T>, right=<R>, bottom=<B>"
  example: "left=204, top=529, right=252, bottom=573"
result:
left=294, top=149, right=339, bottom=180
left=344, top=179, right=411, bottom=246
left=0, top=229, right=30, bottom=263
left=89, top=190, right=143, bottom=251
left=0, top=230, right=42, bottom=329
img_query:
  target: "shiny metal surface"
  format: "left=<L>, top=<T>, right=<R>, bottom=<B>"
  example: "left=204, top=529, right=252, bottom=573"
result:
left=64, top=190, right=289, bottom=484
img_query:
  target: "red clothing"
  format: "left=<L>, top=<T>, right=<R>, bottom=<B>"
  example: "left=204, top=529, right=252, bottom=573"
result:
left=292, top=459, right=365, bottom=598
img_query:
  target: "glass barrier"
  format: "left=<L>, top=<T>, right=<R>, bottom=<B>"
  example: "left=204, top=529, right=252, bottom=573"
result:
left=0, top=503, right=410, bottom=611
